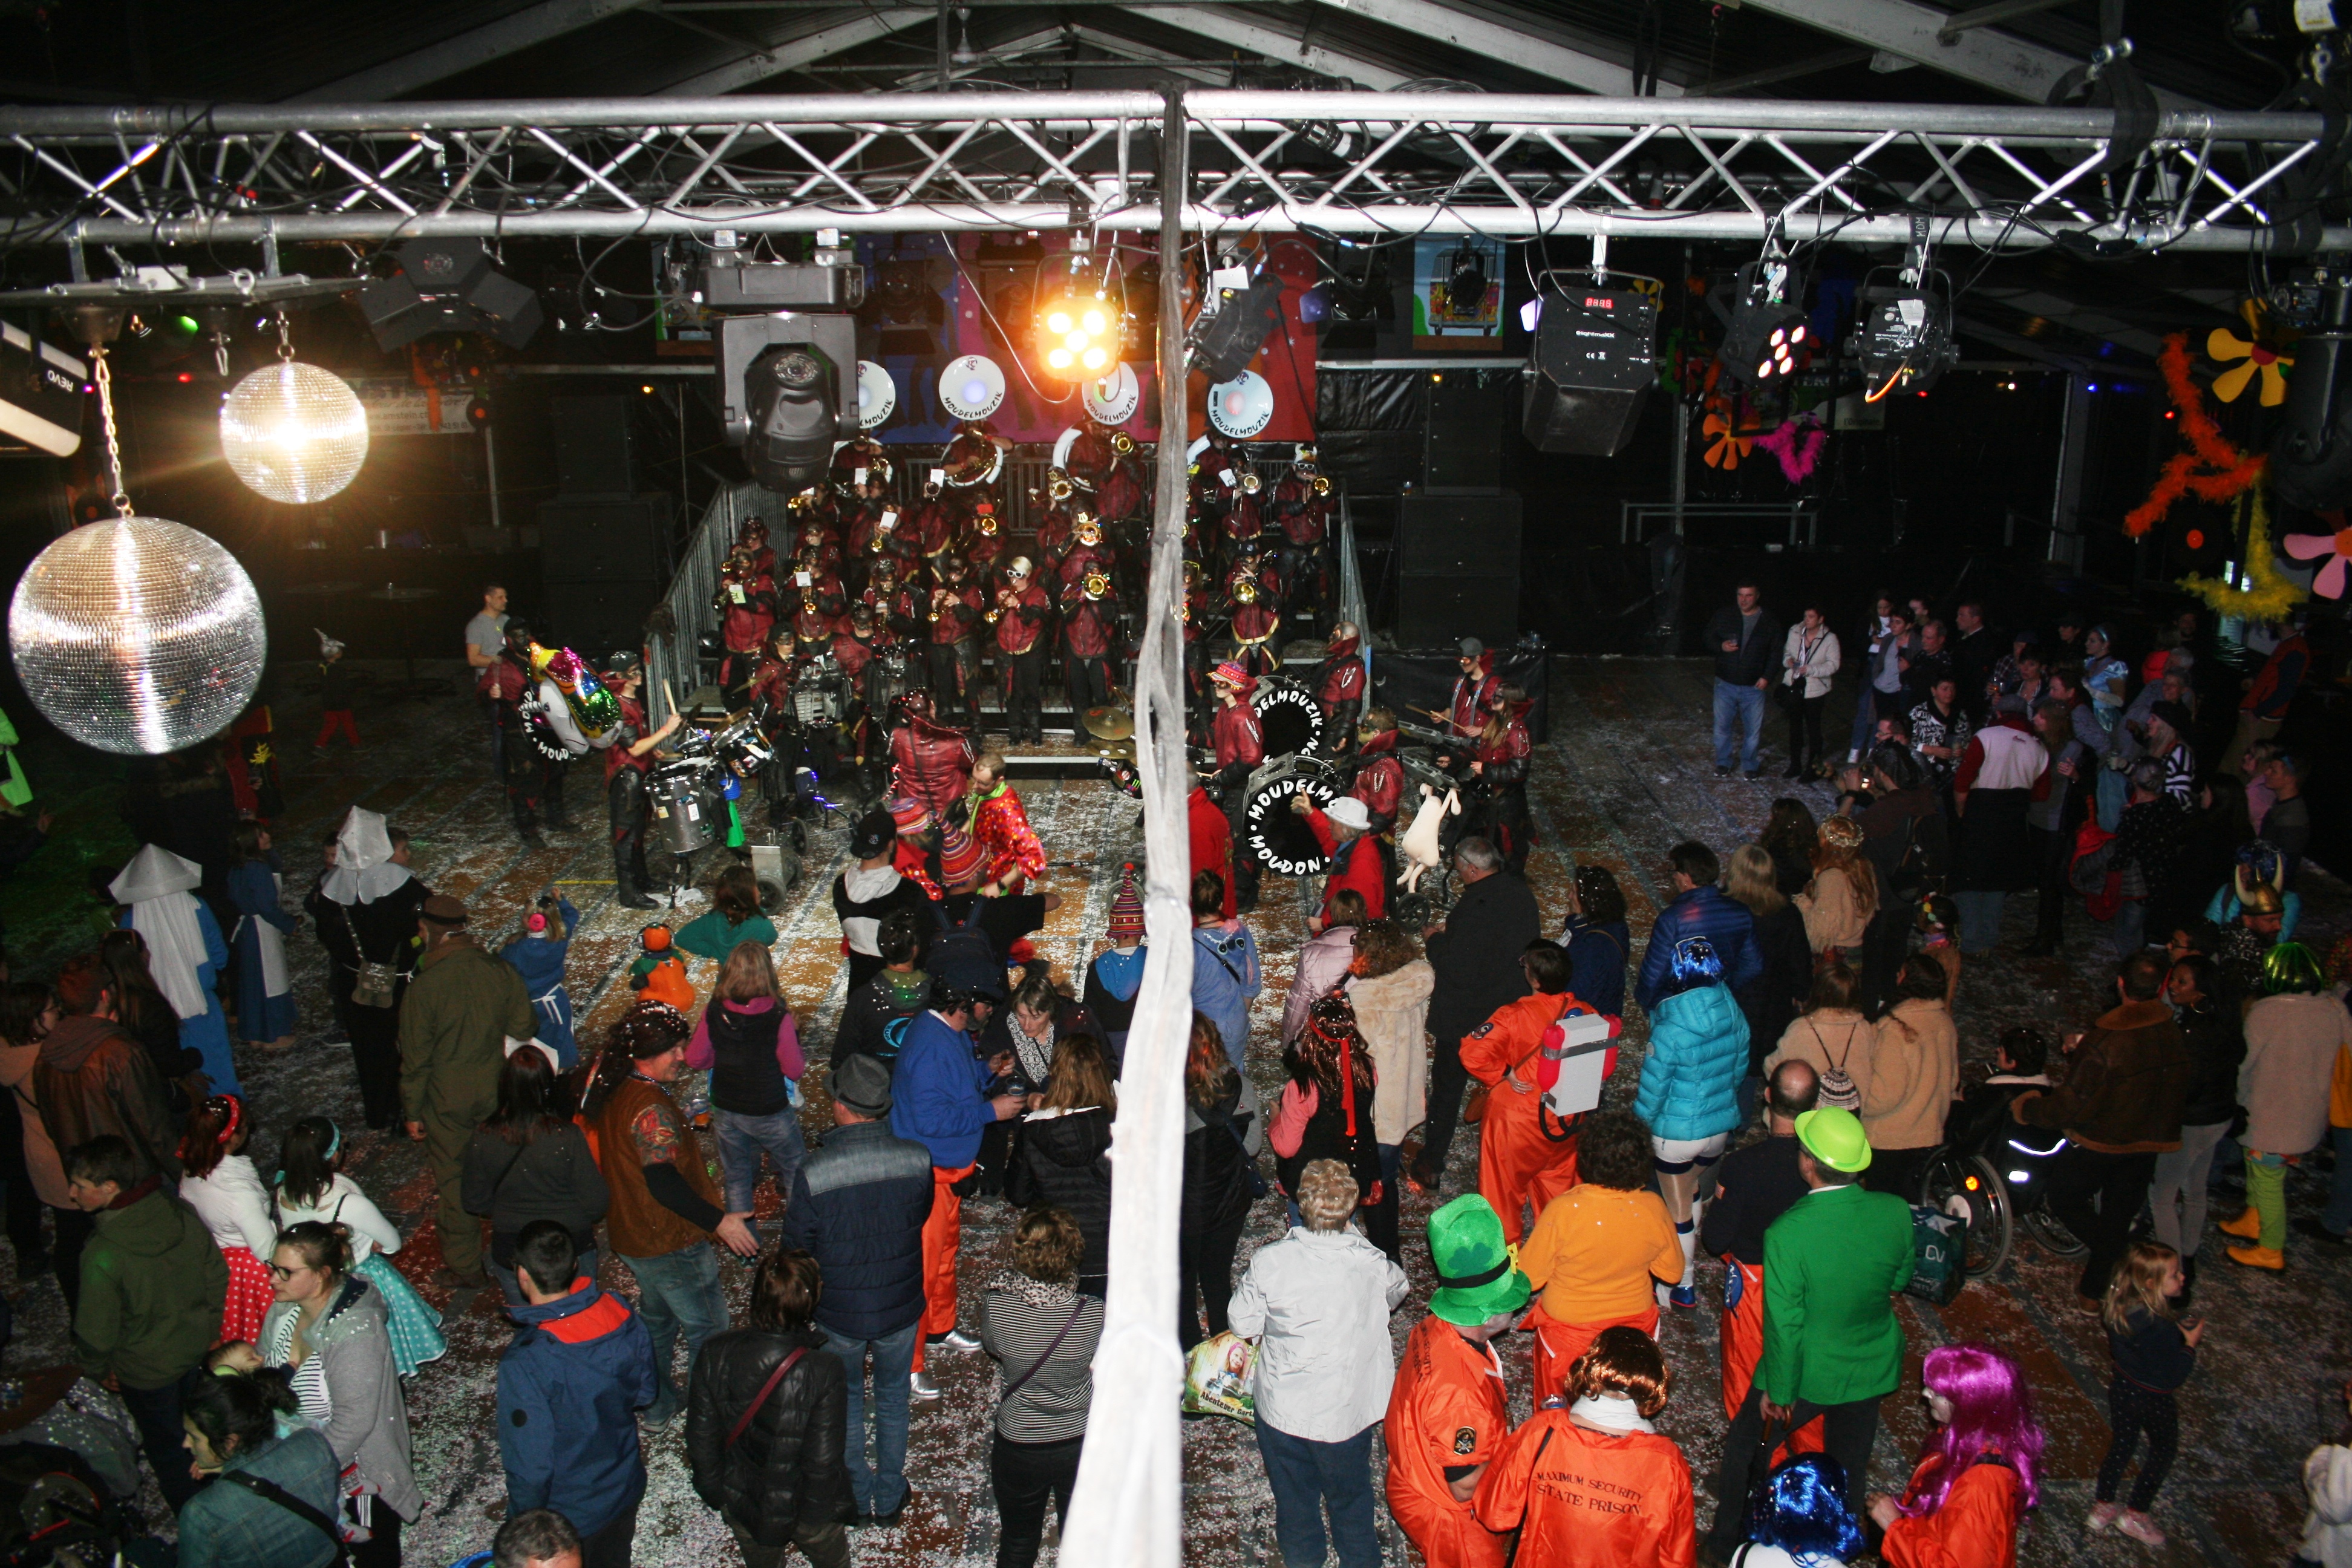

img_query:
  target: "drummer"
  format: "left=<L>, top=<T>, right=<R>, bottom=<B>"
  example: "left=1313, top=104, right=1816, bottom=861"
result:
left=1442, top=638, right=1502, bottom=740
left=596, top=652, right=682, bottom=910
left=994, top=558, right=1051, bottom=746
left=1208, top=662, right=1267, bottom=913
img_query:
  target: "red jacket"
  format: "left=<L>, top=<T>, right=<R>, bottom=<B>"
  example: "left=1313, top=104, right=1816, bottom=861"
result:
left=996, top=584, right=1050, bottom=656
left=1449, top=659, right=1500, bottom=737
left=720, top=572, right=777, bottom=653
left=479, top=652, right=531, bottom=705
left=1231, top=601, right=1281, bottom=653
left=929, top=585, right=984, bottom=645
left=1189, top=788, right=1236, bottom=919
left=1062, top=597, right=1119, bottom=660
left=604, top=694, right=656, bottom=784
left=1305, top=807, right=1387, bottom=921
left=1316, top=647, right=1366, bottom=713
left=1878, top=1457, right=2020, bottom=1568
left=830, top=630, right=874, bottom=681
left=1474, top=717, right=1532, bottom=786
left=1348, top=734, right=1404, bottom=831
left=749, top=655, right=794, bottom=714
left=972, top=783, right=1047, bottom=890
left=890, top=717, right=974, bottom=816
left=1211, top=700, right=1264, bottom=769
left=1057, top=541, right=1117, bottom=590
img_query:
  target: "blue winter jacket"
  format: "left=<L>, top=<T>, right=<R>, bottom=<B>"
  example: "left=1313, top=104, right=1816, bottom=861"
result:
left=495, top=1276, right=659, bottom=1539
left=889, top=1011, right=993, bottom=1170
left=778, top=1119, right=935, bottom=1342
left=1633, top=886, right=1762, bottom=1014
left=1190, top=921, right=1261, bottom=1071
left=1633, top=981, right=1751, bottom=1142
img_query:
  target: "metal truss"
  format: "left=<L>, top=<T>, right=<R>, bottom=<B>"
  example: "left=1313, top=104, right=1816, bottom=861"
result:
left=1, top=91, right=2342, bottom=252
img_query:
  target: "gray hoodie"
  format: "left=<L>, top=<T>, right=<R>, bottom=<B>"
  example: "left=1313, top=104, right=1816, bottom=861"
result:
left=260, top=1275, right=422, bottom=1523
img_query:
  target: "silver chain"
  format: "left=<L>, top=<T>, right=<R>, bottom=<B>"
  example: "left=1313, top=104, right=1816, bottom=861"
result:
left=92, top=345, right=132, bottom=518
left=276, top=308, right=294, bottom=363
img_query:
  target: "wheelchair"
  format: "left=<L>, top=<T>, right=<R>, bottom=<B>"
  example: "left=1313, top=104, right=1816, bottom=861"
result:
left=1916, top=1109, right=2088, bottom=1281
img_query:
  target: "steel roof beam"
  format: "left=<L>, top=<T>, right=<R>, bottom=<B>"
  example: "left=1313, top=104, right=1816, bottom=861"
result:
left=1296, top=0, right=1679, bottom=97
left=290, top=0, right=657, bottom=102
left=1122, top=7, right=1411, bottom=87
left=655, top=9, right=932, bottom=93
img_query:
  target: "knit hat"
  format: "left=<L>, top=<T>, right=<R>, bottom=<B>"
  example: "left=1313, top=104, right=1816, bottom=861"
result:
left=939, top=819, right=985, bottom=895
left=888, top=797, right=934, bottom=836
left=641, top=924, right=673, bottom=952
left=1794, top=1106, right=1872, bottom=1174
left=1426, top=1195, right=1533, bottom=1326
left=852, top=809, right=895, bottom=860
left=421, top=893, right=468, bottom=927
left=833, top=1053, right=893, bottom=1118
left=1107, top=864, right=1145, bottom=942
left=1324, top=796, right=1371, bottom=834
left=1210, top=661, right=1256, bottom=694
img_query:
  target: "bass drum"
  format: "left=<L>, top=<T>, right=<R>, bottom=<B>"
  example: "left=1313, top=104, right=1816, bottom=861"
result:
left=1243, top=755, right=1340, bottom=877
left=1252, top=676, right=1325, bottom=758
left=792, top=653, right=846, bottom=727
left=647, top=763, right=720, bottom=857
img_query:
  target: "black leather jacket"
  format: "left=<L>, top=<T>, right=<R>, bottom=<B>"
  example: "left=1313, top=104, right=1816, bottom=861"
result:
left=685, top=1324, right=848, bottom=1545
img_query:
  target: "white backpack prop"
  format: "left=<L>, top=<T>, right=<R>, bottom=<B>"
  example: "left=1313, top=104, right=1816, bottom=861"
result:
left=1541, top=1009, right=1622, bottom=1120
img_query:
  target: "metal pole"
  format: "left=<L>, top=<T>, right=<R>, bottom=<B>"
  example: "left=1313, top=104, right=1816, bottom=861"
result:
left=483, top=419, right=504, bottom=531
left=2047, top=375, right=2090, bottom=570
left=1060, top=82, right=1190, bottom=1568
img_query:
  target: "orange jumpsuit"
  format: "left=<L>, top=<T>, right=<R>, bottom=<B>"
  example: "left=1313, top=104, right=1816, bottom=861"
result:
left=1718, top=1258, right=1824, bottom=1460
left=1459, top=992, right=1584, bottom=1246
left=911, top=1161, right=975, bottom=1375
left=1383, top=1316, right=1512, bottom=1568
left=1878, top=1456, right=2022, bottom=1568
left=1515, top=1184, right=1680, bottom=1403
left=1472, top=1410, right=1697, bottom=1568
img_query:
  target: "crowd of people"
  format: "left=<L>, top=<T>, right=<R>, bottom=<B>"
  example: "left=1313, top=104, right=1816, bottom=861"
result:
left=0, top=570, right=2345, bottom=1568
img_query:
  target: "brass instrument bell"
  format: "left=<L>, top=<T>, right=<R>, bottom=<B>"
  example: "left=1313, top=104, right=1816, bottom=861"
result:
left=1110, top=431, right=1135, bottom=455
left=1312, top=475, right=1332, bottom=496
left=1240, top=471, right=1263, bottom=495
left=1047, top=469, right=1075, bottom=501
left=1083, top=570, right=1111, bottom=601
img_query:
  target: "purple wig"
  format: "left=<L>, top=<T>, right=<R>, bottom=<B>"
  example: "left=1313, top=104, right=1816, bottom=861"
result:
left=1898, top=1344, right=2044, bottom=1517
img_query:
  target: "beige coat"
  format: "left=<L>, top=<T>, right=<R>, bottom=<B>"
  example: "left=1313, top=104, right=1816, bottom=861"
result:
left=0, top=1040, right=68, bottom=1208
left=2240, top=991, right=2352, bottom=1155
left=1767, top=1008, right=1875, bottom=1109
left=1866, top=998, right=1959, bottom=1151
left=1344, top=959, right=1436, bottom=1146
left=1794, top=865, right=1871, bottom=953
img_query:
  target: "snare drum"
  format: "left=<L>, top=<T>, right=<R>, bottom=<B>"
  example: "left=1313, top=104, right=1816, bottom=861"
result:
left=647, top=764, right=719, bottom=856
left=1251, top=676, right=1326, bottom=759
left=712, top=713, right=777, bottom=777
left=872, top=647, right=912, bottom=708
left=1243, top=754, right=1340, bottom=876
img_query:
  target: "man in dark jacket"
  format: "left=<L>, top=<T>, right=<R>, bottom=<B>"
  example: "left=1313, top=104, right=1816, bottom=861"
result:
left=687, top=1250, right=850, bottom=1568
left=1410, top=836, right=1541, bottom=1194
left=1634, top=841, right=1762, bottom=1014
left=777, top=1055, right=935, bottom=1525
left=1706, top=581, right=1783, bottom=778
left=2013, top=950, right=2189, bottom=1305
left=1951, top=600, right=2002, bottom=721
left=64, top=1135, right=226, bottom=1510
left=497, top=1221, right=659, bottom=1568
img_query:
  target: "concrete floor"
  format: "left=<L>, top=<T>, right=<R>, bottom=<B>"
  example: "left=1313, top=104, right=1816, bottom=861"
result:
left=1, top=655, right=2342, bottom=1566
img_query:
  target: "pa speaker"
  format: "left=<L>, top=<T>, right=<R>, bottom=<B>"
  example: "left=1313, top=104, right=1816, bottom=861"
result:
left=1396, top=492, right=1520, bottom=647
left=551, top=396, right=640, bottom=497
left=1523, top=287, right=1656, bottom=456
left=538, top=494, right=673, bottom=585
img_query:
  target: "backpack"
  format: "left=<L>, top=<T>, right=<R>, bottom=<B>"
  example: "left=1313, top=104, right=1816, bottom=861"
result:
left=1193, top=928, right=1252, bottom=1016
left=930, top=900, right=1000, bottom=988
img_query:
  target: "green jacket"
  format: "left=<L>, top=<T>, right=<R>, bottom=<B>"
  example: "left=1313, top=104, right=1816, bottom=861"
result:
left=76, top=1185, right=227, bottom=1389
left=399, top=936, right=534, bottom=1126
left=1758, top=1182, right=1914, bottom=1407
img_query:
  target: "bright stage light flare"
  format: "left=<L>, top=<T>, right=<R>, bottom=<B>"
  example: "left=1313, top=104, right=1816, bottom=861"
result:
left=220, top=361, right=370, bottom=504
left=1048, top=348, right=1074, bottom=370
left=1048, top=310, right=1073, bottom=335
left=8, top=515, right=266, bottom=755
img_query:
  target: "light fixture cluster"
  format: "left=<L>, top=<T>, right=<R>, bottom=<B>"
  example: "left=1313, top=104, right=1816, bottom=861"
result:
left=1033, top=238, right=1122, bottom=382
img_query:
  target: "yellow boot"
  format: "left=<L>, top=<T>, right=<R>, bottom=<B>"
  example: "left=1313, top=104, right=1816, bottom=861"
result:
left=2226, top=1243, right=2285, bottom=1270
left=2218, top=1207, right=2264, bottom=1241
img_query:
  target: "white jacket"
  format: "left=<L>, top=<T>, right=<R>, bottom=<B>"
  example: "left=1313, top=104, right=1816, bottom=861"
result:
left=2305, top=1444, right=2352, bottom=1567
left=1780, top=624, right=1841, bottom=699
left=181, top=1155, right=279, bottom=1259
left=1228, top=1227, right=1407, bottom=1442
left=275, top=1174, right=404, bottom=1264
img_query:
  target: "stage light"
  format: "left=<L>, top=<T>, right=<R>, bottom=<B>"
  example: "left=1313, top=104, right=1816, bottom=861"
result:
left=1031, top=241, right=1123, bottom=387
left=1857, top=274, right=1956, bottom=401
left=175, top=372, right=193, bottom=384
left=1715, top=261, right=1809, bottom=388
left=219, top=358, right=369, bottom=505
left=1191, top=267, right=1285, bottom=384
left=743, top=344, right=841, bottom=492
left=172, top=315, right=200, bottom=336
left=360, top=238, right=543, bottom=351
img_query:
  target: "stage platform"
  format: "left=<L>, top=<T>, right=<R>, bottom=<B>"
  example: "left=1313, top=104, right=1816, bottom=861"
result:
left=0, top=656, right=2338, bottom=1567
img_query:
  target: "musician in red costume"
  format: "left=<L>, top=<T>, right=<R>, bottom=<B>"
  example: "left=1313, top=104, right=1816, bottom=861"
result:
left=923, top=555, right=986, bottom=731
left=967, top=751, right=1047, bottom=893
left=1227, top=565, right=1282, bottom=682
left=1272, top=446, right=1336, bottom=629
left=1031, top=469, right=1080, bottom=583
left=791, top=514, right=842, bottom=578
left=1208, top=662, right=1266, bottom=912
left=1220, top=472, right=1268, bottom=575
left=597, top=652, right=682, bottom=910
left=1445, top=638, right=1503, bottom=739
left=888, top=690, right=974, bottom=823
left=735, top=517, right=777, bottom=577
left=1181, top=558, right=1213, bottom=736
left=960, top=499, right=1008, bottom=580
left=748, top=626, right=797, bottom=717
left=1056, top=514, right=1117, bottom=592
left=714, top=539, right=777, bottom=710
left=1060, top=569, right=1121, bottom=715
left=993, top=557, right=1051, bottom=745
left=1348, top=707, right=1406, bottom=837
left=1314, top=620, right=1367, bottom=751
left=866, top=557, right=923, bottom=647
left=1466, top=684, right=1535, bottom=877
left=784, top=581, right=838, bottom=667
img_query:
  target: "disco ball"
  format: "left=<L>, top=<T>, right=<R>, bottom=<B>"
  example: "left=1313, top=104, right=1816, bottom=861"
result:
left=8, top=517, right=267, bottom=755
left=218, top=361, right=369, bottom=503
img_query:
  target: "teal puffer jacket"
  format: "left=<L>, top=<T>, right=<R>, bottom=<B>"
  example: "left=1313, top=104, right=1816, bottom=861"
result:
left=1633, top=982, right=1751, bottom=1142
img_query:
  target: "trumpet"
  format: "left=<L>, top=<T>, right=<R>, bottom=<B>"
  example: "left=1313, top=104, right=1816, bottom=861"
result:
left=1110, top=431, right=1136, bottom=456
left=1240, top=471, right=1263, bottom=495
left=1082, top=570, right=1112, bottom=601
left=1046, top=469, right=1075, bottom=501
left=1311, top=475, right=1332, bottom=497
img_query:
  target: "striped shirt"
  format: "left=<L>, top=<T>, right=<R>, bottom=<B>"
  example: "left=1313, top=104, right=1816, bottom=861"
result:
left=979, top=1273, right=1102, bottom=1443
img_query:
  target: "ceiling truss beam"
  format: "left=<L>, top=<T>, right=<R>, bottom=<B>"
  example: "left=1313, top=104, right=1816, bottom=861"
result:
left=290, top=0, right=656, bottom=102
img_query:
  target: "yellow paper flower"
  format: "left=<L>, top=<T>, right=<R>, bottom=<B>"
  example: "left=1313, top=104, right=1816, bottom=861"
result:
left=2206, top=299, right=2293, bottom=407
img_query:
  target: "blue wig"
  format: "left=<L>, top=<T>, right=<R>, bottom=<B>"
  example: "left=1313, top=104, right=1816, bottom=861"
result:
left=1746, top=1454, right=1864, bottom=1563
left=1667, top=936, right=1723, bottom=993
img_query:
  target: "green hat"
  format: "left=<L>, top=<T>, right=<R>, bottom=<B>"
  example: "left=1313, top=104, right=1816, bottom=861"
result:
left=1794, top=1106, right=1873, bottom=1174
left=1426, top=1195, right=1532, bottom=1326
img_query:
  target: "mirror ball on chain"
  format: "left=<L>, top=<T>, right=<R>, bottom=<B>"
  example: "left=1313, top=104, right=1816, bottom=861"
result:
left=8, top=516, right=267, bottom=755
left=219, top=361, right=370, bottom=504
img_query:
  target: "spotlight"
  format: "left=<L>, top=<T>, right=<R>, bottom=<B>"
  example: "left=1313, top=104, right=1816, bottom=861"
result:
left=1031, top=240, right=1123, bottom=386
left=1856, top=273, right=1956, bottom=400
left=1435, top=243, right=1491, bottom=325
left=1191, top=266, right=1285, bottom=384
left=359, top=239, right=543, bottom=351
left=1715, top=261, right=1809, bottom=388
left=704, top=250, right=865, bottom=495
left=743, top=345, right=840, bottom=492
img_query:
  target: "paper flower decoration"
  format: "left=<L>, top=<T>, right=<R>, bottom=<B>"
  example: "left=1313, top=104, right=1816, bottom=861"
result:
left=2284, top=515, right=2352, bottom=598
left=1703, top=408, right=1759, bottom=469
left=2206, top=300, right=2293, bottom=407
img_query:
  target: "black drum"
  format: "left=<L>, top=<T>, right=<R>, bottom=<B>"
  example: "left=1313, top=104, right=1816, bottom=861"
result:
left=872, top=647, right=913, bottom=707
left=711, top=714, right=776, bottom=779
left=1243, top=755, right=1340, bottom=877
left=647, top=763, right=719, bottom=856
left=792, top=654, right=846, bottom=726
left=1252, top=677, right=1325, bottom=758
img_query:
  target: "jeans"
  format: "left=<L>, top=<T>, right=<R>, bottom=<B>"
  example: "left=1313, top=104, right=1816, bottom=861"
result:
left=491, top=1247, right=601, bottom=1310
left=825, top=1318, right=918, bottom=1515
left=2096, top=764, right=2125, bottom=832
left=2149, top=1122, right=2232, bottom=1256
left=1849, top=684, right=1894, bottom=759
left=2327, top=1125, right=2352, bottom=1237
left=991, top=1432, right=1084, bottom=1568
left=1254, top=1420, right=1380, bottom=1568
left=581, top=1497, right=639, bottom=1568
left=1952, top=889, right=2007, bottom=955
left=118, top=1373, right=201, bottom=1511
left=713, top=1105, right=809, bottom=1218
left=1713, top=679, right=1766, bottom=773
left=1708, top=1384, right=1881, bottom=1553
left=2096, top=1379, right=2179, bottom=1512
left=621, top=1243, right=730, bottom=1420
left=2046, top=1147, right=2158, bottom=1298
left=2101, top=897, right=2148, bottom=962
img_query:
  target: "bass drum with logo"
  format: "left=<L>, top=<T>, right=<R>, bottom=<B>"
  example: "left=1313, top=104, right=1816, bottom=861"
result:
left=1243, top=755, right=1340, bottom=877
left=1251, top=676, right=1325, bottom=759
left=647, top=763, right=720, bottom=857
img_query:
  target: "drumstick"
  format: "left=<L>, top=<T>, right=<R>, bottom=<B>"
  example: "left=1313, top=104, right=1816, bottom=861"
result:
left=663, top=678, right=679, bottom=717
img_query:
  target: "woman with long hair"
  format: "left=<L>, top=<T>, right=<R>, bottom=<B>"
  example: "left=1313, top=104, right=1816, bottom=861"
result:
left=676, top=862, right=779, bottom=964
left=1342, top=920, right=1432, bottom=1263
left=2091, top=1242, right=2201, bottom=1548
left=1863, top=953, right=1959, bottom=1202
left=176, top=1364, right=342, bottom=1568
left=1474, top=1326, right=1696, bottom=1563
left=1563, top=863, right=1632, bottom=1018
left=224, top=822, right=297, bottom=1051
left=463, top=1048, right=611, bottom=1308
left=260, top=1221, right=422, bottom=1567
left=1469, top=683, right=1534, bottom=875
left=1736, top=1453, right=1866, bottom=1567
left=1727, top=843, right=1810, bottom=1120
left=1766, top=961, right=1873, bottom=1115
left=1760, top=798, right=1820, bottom=899
left=1284, top=888, right=1368, bottom=1047
left=1795, top=817, right=1879, bottom=958
left=0, top=981, right=59, bottom=1284
left=272, top=1117, right=445, bottom=1377
left=179, top=1093, right=278, bottom=1342
left=1869, top=1344, right=2045, bottom=1567
left=96, top=927, right=205, bottom=1104
left=1179, top=1014, right=1259, bottom=1348
left=683, top=939, right=806, bottom=1230
left=1270, top=994, right=1382, bottom=1217
left=1007, top=1031, right=1119, bottom=1296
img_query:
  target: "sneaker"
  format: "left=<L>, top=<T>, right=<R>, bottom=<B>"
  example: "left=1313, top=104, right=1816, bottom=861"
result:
left=936, top=1328, right=984, bottom=1353
left=1668, top=1284, right=1698, bottom=1310
left=1714, top=765, right=1732, bottom=777
left=2088, top=1501, right=2120, bottom=1534
left=909, top=1373, right=941, bottom=1401
left=2116, top=1511, right=2166, bottom=1548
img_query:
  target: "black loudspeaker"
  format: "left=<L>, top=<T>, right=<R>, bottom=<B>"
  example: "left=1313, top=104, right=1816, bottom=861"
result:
left=538, top=493, right=675, bottom=653
left=540, top=581, right=658, bottom=662
left=1522, top=287, right=1656, bottom=457
left=359, top=239, right=543, bottom=351
left=1425, top=371, right=1513, bottom=491
left=552, top=396, right=640, bottom=496
left=1396, top=492, right=1520, bottom=646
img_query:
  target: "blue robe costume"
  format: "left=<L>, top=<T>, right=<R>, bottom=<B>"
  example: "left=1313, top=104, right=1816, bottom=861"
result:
left=117, top=901, right=238, bottom=1097
left=499, top=895, right=580, bottom=1068
left=226, top=857, right=298, bottom=1045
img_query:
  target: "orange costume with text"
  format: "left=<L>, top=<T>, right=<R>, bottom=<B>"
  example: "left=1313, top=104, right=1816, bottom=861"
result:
left=1718, top=1257, right=1824, bottom=1460
left=1878, top=1456, right=2022, bottom=1568
left=1516, top=1184, right=1680, bottom=1404
left=1472, top=1409, right=1697, bottom=1568
left=1459, top=992, right=1583, bottom=1246
left=1383, top=1316, right=1512, bottom=1568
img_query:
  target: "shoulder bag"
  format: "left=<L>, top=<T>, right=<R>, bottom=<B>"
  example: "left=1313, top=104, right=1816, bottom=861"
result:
left=334, top=903, right=399, bottom=1010
left=1001, top=1298, right=1088, bottom=1403
left=727, top=1345, right=811, bottom=1448
left=217, top=1470, right=348, bottom=1565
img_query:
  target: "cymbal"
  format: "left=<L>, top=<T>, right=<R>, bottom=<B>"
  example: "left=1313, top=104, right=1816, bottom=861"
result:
left=1095, top=737, right=1137, bottom=763
left=1080, top=704, right=1135, bottom=742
